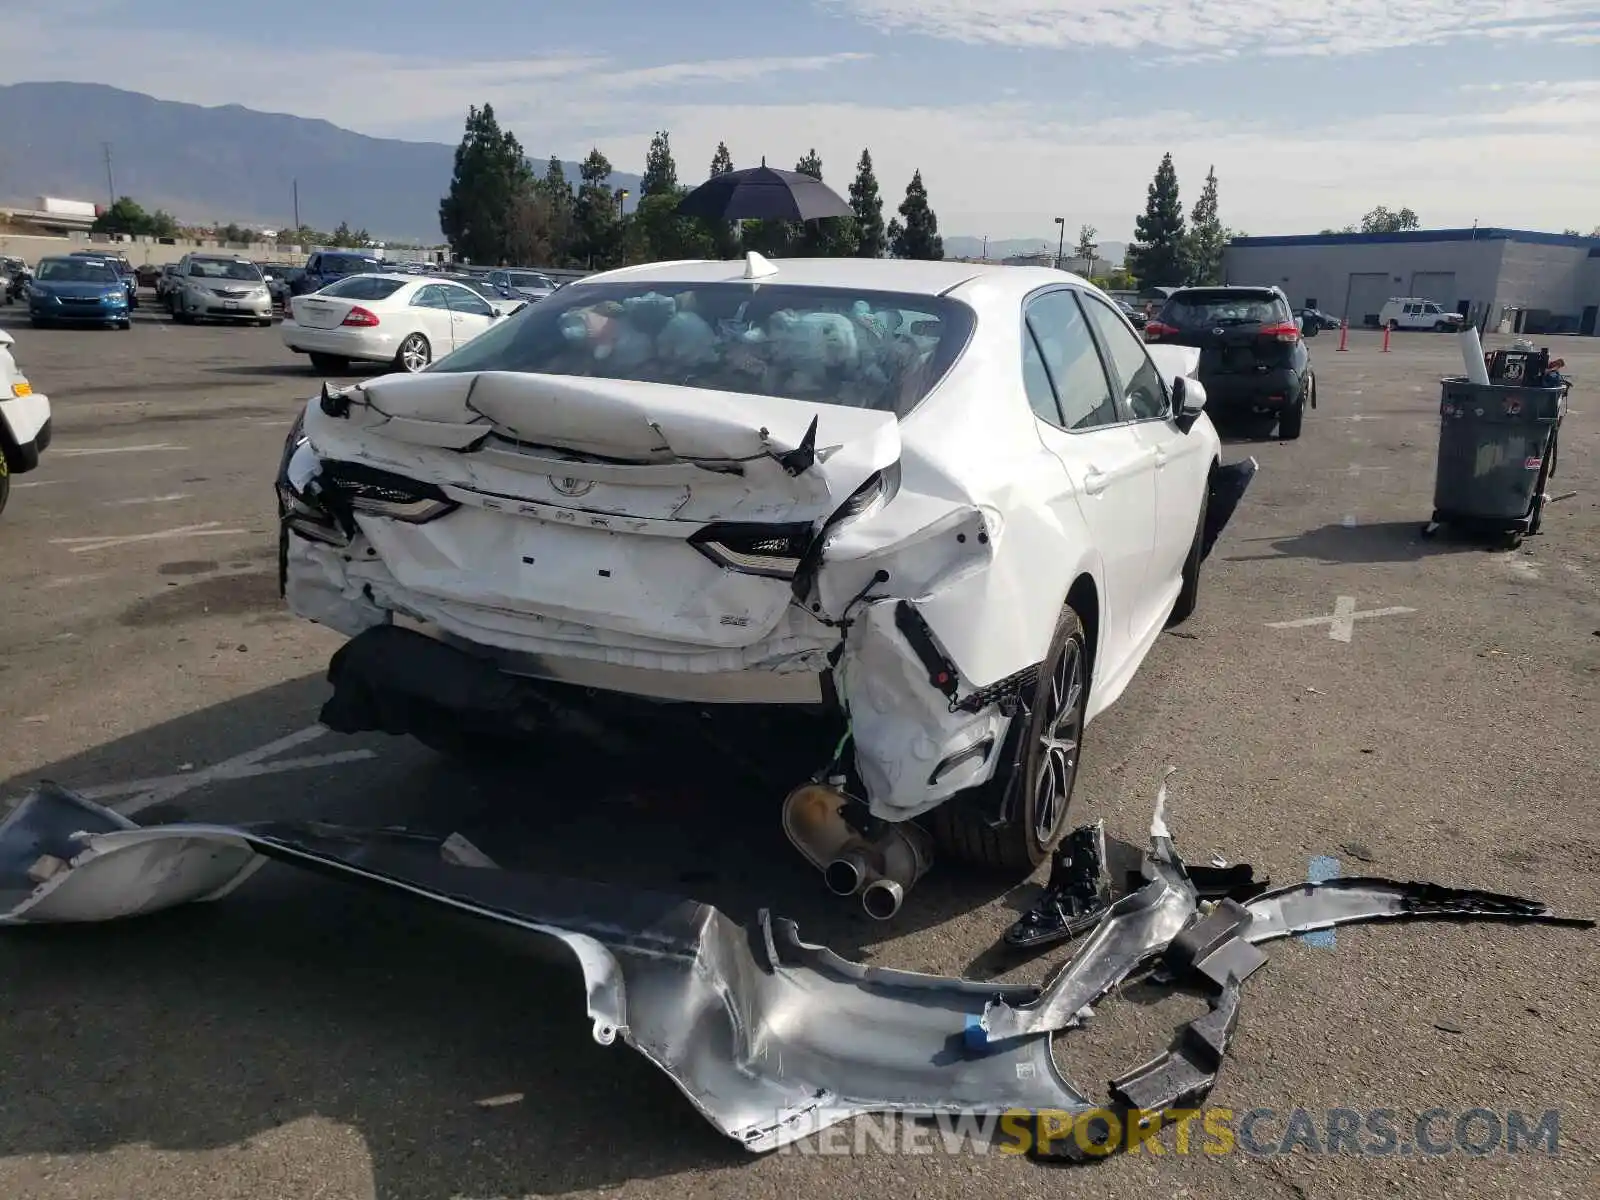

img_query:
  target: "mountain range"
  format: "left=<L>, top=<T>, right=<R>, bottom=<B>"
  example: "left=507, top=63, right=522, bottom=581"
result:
left=0, top=82, right=640, bottom=241
left=0, top=83, right=1119, bottom=258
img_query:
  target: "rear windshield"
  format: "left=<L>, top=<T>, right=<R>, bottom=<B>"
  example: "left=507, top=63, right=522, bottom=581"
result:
left=507, top=272, right=553, bottom=289
left=1161, top=291, right=1288, bottom=328
left=429, top=281, right=976, bottom=417
left=188, top=259, right=263, bottom=281
left=321, top=255, right=380, bottom=274
left=320, top=275, right=407, bottom=301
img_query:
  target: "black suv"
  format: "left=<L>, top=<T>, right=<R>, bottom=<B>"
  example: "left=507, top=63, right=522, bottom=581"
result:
left=1144, top=285, right=1317, bottom=440
left=289, top=250, right=383, bottom=297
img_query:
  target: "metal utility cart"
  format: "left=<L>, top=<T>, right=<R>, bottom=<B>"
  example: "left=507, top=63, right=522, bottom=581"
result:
left=1422, top=363, right=1568, bottom=549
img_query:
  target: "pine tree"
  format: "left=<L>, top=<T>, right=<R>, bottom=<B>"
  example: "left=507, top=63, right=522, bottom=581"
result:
left=703, top=141, right=740, bottom=257
left=640, top=131, right=678, bottom=197
left=1185, top=165, right=1227, bottom=284
left=790, top=149, right=856, bottom=257
left=1125, top=153, right=1187, bottom=287
left=438, top=103, right=534, bottom=264
left=889, top=170, right=943, bottom=260
left=537, top=156, right=575, bottom=265
left=572, top=147, right=619, bottom=268
left=848, top=149, right=886, bottom=258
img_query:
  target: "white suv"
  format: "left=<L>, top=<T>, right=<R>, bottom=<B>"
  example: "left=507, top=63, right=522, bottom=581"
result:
left=1378, top=297, right=1465, bottom=332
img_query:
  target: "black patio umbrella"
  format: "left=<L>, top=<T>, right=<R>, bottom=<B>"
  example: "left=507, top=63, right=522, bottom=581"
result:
left=674, top=159, right=853, bottom=222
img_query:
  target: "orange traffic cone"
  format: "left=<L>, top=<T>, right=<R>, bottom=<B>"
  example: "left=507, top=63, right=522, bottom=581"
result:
left=1381, top=322, right=1391, bottom=353
left=1337, top=319, right=1348, bottom=352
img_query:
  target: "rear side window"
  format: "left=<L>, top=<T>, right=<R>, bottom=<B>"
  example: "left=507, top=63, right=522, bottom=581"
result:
left=1023, top=290, right=1117, bottom=431
left=320, top=276, right=406, bottom=301
left=1161, top=291, right=1287, bottom=329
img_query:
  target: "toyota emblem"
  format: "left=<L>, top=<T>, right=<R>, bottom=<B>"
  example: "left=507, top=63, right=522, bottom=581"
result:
left=550, top=475, right=595, bottom=498
left=1212, top=327, right=1225, bottom=336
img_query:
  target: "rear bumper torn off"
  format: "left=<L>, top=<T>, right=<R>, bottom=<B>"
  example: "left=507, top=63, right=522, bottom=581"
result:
left=2, top=780, right=1591, bottom=1160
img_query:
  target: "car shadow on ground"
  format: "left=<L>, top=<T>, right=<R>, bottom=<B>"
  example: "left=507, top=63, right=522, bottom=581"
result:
left=0, top=673, right=1029, bottom=1192
left=1221, top=519, right=1498, bottom=565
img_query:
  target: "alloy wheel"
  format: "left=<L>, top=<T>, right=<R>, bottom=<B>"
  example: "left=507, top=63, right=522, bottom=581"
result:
left=1031, top=636, right=1084, bottom=845
left=401, top=334, right=431, bottom=372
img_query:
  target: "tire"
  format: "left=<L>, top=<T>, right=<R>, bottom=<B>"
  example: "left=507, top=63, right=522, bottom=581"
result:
left=309, top=352, right=349, bottom=373
left=256, top=318, right=273, bottom=327
left=1387, top=319, right=1399, bottom=331
left=119, top=320, right=132, bottom=330
left=394, top=332, right=432, bottom=373
left=932, top=603, right=1090, bottom=873
left=1279, top=381, right=1306, bottom=440
left=1434, top=322, right=1451, bottom=332
left=0, top=457, right=10, bottom=517
left=1168, top=484, right=1208, bottom=626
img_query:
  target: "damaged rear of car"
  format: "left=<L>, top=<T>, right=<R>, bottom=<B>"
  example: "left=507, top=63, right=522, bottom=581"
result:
left=276, top=257, right=1256, bottom=900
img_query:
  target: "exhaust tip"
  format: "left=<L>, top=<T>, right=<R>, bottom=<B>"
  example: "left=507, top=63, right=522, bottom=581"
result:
left=862, top=879, right=903, bottom=921
left=824, top=855, right=866, bottom=897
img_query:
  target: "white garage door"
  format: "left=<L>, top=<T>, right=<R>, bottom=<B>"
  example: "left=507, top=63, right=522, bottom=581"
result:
left=1410, top=271, right=1457, bottom=307
left=1344, top=273, right=1392, bottom=327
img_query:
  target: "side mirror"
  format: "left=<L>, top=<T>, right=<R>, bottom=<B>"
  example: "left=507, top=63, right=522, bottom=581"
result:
left=1172, top=376, right=1208, bottom=434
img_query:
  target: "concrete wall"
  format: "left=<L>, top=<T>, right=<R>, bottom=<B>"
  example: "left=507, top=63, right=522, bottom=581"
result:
left=1222, top=239, right=1505, bottom=324
left=1222, top=235, right=1600, bottom=333
left=0, top=231, right=447, bottom=268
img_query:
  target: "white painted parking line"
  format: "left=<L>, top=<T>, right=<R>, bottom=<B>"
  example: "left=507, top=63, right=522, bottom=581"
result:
left=53, top=443, right=187, bottom=457
left=1344, top=464, right=1390, bottom=478
left=107, top=493, right=192, bottom=506
left=50, top=522, right=250, bottom=553
left=14, top=479, right=66, bottom=489
left=43, top=573, right=110, bottom=589
left=72, top=725, right=377, bottom=815
left=1268, top=595, right=1416, bottom=643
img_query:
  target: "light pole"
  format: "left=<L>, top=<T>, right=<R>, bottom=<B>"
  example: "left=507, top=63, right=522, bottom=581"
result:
left=616, top=189, right=630, bottom=219
left=1053, top=216, right=1065, bottom=269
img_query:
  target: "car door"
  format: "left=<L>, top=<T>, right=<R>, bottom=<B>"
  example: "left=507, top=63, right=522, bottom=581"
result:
left=439, top=283, right=498, bottom=349
left=1023, top=287, right=1157, bottom=665
left=1079, top=290, right=1207, bottom=629
left=407, top=285, right=457, bottom=349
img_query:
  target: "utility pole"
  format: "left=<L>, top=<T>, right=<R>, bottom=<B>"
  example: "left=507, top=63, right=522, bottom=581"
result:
left=982, top=234, right=988, bottom=261
left=293, top=179, right=300, bottom=231
left=102, top=142, right=115, bottom=208
left=1054, top=216, right=1065, bottom=269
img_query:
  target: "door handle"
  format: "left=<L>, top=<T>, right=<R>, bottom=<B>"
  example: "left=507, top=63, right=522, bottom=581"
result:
left=1082, top=466, right=1110, bottom=495
left=1153, top=446, right=1168, bottom=468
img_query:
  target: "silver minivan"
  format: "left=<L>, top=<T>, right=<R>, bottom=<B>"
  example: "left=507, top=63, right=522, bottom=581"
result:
left=168, top=254, right=273, bottom=325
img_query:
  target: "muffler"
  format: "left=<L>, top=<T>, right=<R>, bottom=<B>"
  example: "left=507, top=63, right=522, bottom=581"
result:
left=782, top=783, right=934, bottom=918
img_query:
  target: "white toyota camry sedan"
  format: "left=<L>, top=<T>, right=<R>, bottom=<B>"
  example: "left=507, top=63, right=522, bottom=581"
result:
left=280, top=273, right=511, bottom=374
left=275, top=255, right=1256, bottom=895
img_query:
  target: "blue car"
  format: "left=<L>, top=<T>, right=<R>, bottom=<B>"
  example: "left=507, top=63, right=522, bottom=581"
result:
left=28, top=256, right=132, bottom=329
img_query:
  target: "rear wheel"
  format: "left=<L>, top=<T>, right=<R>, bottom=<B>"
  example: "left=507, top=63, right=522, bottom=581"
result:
left=933, top=603, right=1089, bottom=873
left=1434, top=321, right=1452, bottom=332
left=309, top=352, right=348, bottom=373
left=256, top=318, right=273, bottom=328
left=0, top=457, right=10, bottom=517
left=1279, top=379, right=1307, bottom=440
left=395, top=332, right=432, bottom=373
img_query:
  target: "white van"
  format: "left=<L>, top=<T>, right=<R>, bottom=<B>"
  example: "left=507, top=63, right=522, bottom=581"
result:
left=1378, top=297, right=1465, bottom=332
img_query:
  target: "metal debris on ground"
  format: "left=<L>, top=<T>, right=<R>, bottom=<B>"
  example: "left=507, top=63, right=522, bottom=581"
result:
left=1, top=775, right=1593, bottom=1162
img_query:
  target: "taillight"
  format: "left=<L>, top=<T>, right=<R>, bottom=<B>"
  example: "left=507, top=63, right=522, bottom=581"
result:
left=1258, top=322, right=1301, bottom=342
left=689, top=522, right=814, bottom=580
left=342, top=306, right=379, bottom=327
left=321, top=461, right=458, bottom=523
left=1145, top=321, right=1178, bottom=340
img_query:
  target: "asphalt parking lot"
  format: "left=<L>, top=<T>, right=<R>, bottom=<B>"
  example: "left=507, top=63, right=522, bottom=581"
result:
left=2, top=299, right=1597, bottom=1200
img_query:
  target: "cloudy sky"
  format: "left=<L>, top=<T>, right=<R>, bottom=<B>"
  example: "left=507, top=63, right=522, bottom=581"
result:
left=5, top=0, right=1598, bottom=242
